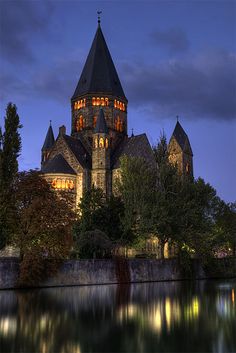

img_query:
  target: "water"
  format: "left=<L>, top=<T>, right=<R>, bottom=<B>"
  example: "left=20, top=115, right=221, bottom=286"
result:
left=0, top=280, right=236, bottom=353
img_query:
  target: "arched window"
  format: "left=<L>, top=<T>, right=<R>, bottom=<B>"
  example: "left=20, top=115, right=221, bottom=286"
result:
left=105, top=138, right=109, bottom=149
left=76, top=115, right=85, bottom=131
left=99, top=137, right=104, bottom=148
left=94, top=137, right=98, bottom=148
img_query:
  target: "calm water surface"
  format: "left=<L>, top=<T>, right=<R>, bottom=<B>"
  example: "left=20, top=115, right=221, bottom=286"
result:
left=0, top=279, right=236, bottom=353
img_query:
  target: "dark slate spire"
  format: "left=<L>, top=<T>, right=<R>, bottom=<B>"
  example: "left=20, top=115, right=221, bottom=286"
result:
left=172, top=121, right=193, bottom=155
left=72, top=25, right=126, bottom=100
left=94, top=108, right=108, bottom=134
left=42, top=123, right=55, bottom=151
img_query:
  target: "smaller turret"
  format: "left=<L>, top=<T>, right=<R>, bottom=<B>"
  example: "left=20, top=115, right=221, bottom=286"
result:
left=41, top=122, right=55, bottom=166
left=168, top=120, right=193, bottom=176
left=92, top=108, right=111, bottom=194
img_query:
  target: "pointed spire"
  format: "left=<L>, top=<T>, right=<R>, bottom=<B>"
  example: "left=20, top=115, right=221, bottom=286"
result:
left=172, top=121, right=193, bottom=156
left=94, top=108, right=108, bottom=134
left=72, top=25, right=126, bottom=100
left=131, top=128, right=134, bottom=137
left=42, top=123, right=55, bottom=151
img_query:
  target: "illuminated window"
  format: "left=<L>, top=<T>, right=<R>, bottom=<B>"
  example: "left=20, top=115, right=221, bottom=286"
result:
left=105, top=138, right=109, bottom=149
left=51, top=178, right=74, bottom=190
left=115, top=116, right=123, bottom=132
left=114, top=99, right=125, bottom=111
left=94, top=137, right=98, bottom=148
left=74, top=99, right=86, bottom=110
left=92, top=97, right=109, bottom=106
left=75, top=115, right=85, bottom=131
left=186, top=163, right=190, bottom=173
left=99, top=137, right=104, bottom=148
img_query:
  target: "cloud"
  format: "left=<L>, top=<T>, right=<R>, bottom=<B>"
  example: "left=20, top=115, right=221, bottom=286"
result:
left=150, top=28, right=189, bottom=53
left=0, top=55, right=82, bottom=104
left=121, top=50, right=236, bottom=121
left=0, top=1, right=54, bottom=64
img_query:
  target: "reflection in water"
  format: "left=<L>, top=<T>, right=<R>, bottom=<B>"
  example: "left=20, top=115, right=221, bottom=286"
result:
left=0, top=280, right=236, bottom=352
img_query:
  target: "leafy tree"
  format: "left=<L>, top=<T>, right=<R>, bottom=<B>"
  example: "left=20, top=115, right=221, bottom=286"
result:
left=75, top=187, right=127, bottom=246
left=0, top=103, right=22, bottom=249
left=116, top=155, right=156, bottom=241
left=214, top=201, right=236, bottom=256
left=151, top=133, right=182, bottom=257
left=13, top=170, right=76, bottom=286
left=76, top=230, right=113, bottom=259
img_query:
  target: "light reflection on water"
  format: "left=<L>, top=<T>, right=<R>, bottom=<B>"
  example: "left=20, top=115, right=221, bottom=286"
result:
left=0, top=280, right=236, bottom=353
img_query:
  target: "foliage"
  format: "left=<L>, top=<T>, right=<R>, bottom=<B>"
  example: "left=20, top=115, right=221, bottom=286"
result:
left=0, top=103, right=22, bottom=249
left=13, top=170, right=76, bottom=286
left=76, top=229, right=113, bottom=259
left=115, top=155, right=156, bottom=239
left=75, top=186, right=128, bottom=245
left=151, top=133, right=182, bottom=256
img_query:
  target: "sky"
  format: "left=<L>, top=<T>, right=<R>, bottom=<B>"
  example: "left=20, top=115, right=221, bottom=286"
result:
left=0, top=0, right=236, bottom=203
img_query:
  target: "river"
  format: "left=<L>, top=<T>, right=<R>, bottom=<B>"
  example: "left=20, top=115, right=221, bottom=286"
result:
left=0, top=279, right=236, bottom=352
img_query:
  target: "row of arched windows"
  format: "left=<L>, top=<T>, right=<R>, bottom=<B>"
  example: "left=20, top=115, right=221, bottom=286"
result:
left=114, top=99, right=125, bottom=111
left=75, top=115, right=124, bottom=132
left=74, top=99, right=86, bottom=110
left=92, top=97, right=109, bottom=106
left=94, top=137, right=109, bottom=149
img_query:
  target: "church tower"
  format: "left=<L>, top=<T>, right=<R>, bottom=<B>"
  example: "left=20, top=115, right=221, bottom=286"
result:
left=92, top=108, right=111, bottom=194
left=168, top=121, right=193, bottom=176
left=41, top=123, right=55, bottom=166
left=71, top=19, right=128, bottom=152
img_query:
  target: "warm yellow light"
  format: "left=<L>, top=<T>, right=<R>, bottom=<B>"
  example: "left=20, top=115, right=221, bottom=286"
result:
left=92, top=97, right=109, bottom=106
left=232, top=289, right=235, bottom=303
left=114, top=99, right=125, bottom=111
left=74, top=99, right=86, bottom=110
left=51, top=178, right=74, bottom=190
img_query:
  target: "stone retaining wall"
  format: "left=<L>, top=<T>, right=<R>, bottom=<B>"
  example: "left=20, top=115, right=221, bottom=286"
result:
left=0, top=258, right=235, bottom=289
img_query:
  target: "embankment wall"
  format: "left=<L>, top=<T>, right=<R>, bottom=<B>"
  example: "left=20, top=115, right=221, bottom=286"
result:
left=0, top=257, right=235, bottom=289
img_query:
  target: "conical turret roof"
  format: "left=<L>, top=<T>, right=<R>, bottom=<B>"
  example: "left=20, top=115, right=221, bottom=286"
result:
left=171, top=121, right=193, bottom=156
left=42, top=124, right=55, bottom=151
left=72, top=25, right=126, bottom=100
left=94, top=108, right=108, bottom=134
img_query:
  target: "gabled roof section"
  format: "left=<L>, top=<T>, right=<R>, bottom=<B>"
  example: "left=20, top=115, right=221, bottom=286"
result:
left=112, top=134, right=156, bottom=169
left=63, top=135, right=92, bottom=169
left=42, top=154, right=76, bottom=175
left=94, top=108, right=108, bottom=134
left=72, top=25, right=126, bottom=100
left=171, top=121, right=193, bottom=155
left=42, top=124, right=55, bottom=151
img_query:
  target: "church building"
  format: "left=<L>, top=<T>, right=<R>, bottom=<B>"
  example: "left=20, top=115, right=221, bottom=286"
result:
left=41, top=20, right=193, bottom=207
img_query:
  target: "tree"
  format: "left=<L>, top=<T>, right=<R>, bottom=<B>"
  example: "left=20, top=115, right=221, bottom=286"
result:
left=76, top=230, right=113, bottom=259
left=214, top=201, right=236, bottom=257
left=13, top=170, right=76, bottom=286
left=116, top=155, right=156, bottom=241
left=0, top=103, right=22, bottom=249
left=151, top=133, right=182, bottom=257
left=75, top=187, right=127, bottom=247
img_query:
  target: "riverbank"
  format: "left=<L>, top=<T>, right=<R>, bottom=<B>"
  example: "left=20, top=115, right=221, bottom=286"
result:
left=0, top=257, right=236, bottom=289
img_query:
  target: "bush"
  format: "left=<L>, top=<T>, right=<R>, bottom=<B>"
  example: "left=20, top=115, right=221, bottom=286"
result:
left=76, top=230, right=113, bottom=259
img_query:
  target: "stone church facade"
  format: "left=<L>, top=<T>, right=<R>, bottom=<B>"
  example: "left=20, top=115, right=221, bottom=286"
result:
left=41, top=21, right=193, bottom=208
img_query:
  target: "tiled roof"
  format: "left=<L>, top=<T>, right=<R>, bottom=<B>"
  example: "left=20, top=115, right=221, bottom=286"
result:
left=63, top=135, right=92, bottom=169
left=42, top=125, right=55, bottom=151
left=42, top=154, right=76, bottom=175
left=112, top=134, right=156, bottom=169
left=72, top=25, right=126, bottom=100
left=94, top=108, right=108, bottom=134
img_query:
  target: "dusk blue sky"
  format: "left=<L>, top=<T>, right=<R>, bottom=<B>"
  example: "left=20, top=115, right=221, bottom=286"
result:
left=0, top=1, right=235, bottom=202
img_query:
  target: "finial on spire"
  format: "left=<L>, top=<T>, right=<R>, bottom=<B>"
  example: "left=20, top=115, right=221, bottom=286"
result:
left=176, top=115, right=179, bottom=122
left=49, top=120, right=52, bottom=126
left=97, top=10, right=102, bottom=26
left=131, top=128, right=134, bottom=137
